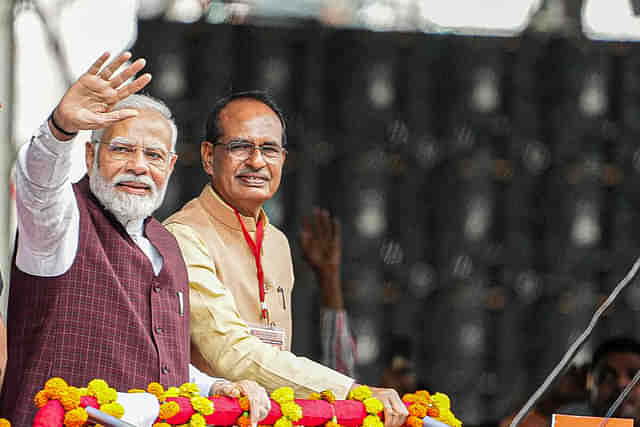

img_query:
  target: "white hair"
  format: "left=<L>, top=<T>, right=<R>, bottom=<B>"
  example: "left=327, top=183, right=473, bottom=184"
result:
left=91, top=94, right=178, bottom=151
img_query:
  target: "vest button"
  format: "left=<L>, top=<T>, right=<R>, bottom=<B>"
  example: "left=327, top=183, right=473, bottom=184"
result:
left=161, top=366, right=169, bottom=374
left=153, top=286, right=161, bottom=293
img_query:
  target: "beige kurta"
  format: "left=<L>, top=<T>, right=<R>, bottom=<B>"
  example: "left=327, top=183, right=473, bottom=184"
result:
left=164, top=184, right=354, bottom=398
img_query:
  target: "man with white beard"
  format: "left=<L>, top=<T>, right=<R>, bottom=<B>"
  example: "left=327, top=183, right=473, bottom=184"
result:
left=1, top=51, right=270, bottom=427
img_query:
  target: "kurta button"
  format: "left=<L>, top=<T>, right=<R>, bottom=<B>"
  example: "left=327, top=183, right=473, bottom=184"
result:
left=153, top=286, right=161, bottom=293
left=161, top=366, right=169, bottom=374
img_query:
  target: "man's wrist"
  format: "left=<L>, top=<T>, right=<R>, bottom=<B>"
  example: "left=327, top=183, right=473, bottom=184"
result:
left=48, top=109, right=78, bottom=140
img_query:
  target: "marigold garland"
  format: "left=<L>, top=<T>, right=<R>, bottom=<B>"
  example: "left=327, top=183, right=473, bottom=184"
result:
left=0, top=418, right=10, bottom=427
left=401, top=390, right=461, bottom=427
left=28, top=377, right=463, bottom=427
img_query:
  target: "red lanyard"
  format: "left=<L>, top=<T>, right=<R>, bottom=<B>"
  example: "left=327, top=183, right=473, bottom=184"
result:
left=233, top=209, right=267, bottom=320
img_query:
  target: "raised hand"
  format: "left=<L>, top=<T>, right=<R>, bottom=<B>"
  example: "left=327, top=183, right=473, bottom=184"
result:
left=300, top=208, right=344, bottom=309
left=51, top=51, right=152, bottom=138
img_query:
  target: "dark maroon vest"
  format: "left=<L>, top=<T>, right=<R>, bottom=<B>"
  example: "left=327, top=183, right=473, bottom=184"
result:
left=1, top=176, right=190, bottom=427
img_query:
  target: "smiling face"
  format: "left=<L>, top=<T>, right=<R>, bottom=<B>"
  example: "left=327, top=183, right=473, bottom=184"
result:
left=86, top=109, right=176, bottom=223
left=202, top=98, right=285, bottom=218
left=590, top=352, right=640, bottom=422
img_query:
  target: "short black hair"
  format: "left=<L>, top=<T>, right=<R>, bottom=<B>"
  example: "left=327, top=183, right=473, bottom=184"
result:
left=204, top=90, right=287, bottom=147
left=592, top=337, right=640, bottom=369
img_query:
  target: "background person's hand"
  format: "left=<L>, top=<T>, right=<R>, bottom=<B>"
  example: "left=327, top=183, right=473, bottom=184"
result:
left=211, top=379, right=271, bottom=427
left=301, top=208, right=344, bottom=309
left=51, top=51, right=152, bottom=138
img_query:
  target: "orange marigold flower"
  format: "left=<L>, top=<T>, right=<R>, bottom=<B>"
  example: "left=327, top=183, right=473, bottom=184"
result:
left=238, top=415, right=252, bottom=427
left=321, top=390, right=336, bottom=404
left=402, top=394, right=416, bottom=403
left=409, top=403, right=428, bottom=418
left=34, top=390, right=49, bottom=408
left=159, top=401, right=180, bottom=419
left=147, top=382, right=165, bottom=398
left=406, top=416, right=422, bottom=427
left=308, top=392, right=321, bottom=400
left=416, top=390, right=431, bottom=399
left=326, top=420, right=341, bottom=427
left=427, top=407, right=440, bottom=418
left=238, top=396, right=250, bottom=411
left=0, top=418, right=11, bottom=427
left=63, top=407, right=88, bottom=427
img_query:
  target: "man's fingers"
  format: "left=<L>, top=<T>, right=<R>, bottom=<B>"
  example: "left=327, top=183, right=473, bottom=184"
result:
left=115, top=73, right=152, bottom=101
left=109, top=58, right=147, bottom=89
left=98, top=51, right=132, bottom=80
left=87, top=52, right=111, bottom=75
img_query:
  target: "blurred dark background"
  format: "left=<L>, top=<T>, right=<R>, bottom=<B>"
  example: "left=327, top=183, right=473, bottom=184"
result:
left=132, top=14, right=640, bottom=426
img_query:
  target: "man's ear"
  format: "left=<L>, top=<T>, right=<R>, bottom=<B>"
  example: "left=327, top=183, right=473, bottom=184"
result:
left=201, top=141, right=214, bottom=176
left=85, top=141, right=95, bottom=174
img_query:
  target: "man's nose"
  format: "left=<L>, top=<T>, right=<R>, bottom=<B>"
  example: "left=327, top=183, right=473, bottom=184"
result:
left=245, top=146, right=267, bottom=168
left=125, top=149, right=150, bottom=175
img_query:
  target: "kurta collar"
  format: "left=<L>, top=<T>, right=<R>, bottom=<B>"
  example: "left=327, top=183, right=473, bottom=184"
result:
left=200, top=184, right=270, bottom=232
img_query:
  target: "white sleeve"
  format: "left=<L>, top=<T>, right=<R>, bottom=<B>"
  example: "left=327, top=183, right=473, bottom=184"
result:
left=189, top=363, right=227, bottom=397
left=14, top=121, right=80, bottom=276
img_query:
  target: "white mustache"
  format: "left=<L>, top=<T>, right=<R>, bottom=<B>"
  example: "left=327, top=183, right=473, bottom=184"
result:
left=112, top=173, right=156, bottom=191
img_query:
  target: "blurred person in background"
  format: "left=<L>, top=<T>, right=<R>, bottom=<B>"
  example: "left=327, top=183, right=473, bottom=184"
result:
left=500, top=337, right=640, bottom=427
left=1, top=52, right=269, bottom=426
left=301, top=207, right=357, bottom=378
left=164, top=90, right=409, bottom=427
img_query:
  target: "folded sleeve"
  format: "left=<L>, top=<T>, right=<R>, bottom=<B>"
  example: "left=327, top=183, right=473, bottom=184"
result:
left=165, top=223, right=355, bottom=399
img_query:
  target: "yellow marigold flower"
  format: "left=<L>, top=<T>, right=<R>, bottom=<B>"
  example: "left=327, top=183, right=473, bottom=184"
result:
left=96, top=387, right=118, bottom=405
left=0, top=418, right=11, bottom=427
left=165, top=387, right=180, bottom=398
left=87, top=379, right=109, bottom=395
left=362, top=414, right=383, bottom=427
left=45, top=377, right=68, bottom=391
left=94, top=424, right=104, bottom=427
left=153, top=423, right=171, bottom=427
left=34, top=390, right=49, bottom=408
left=406, top=416, right=422, bottom=427
left=348, top=385, right=372, bottom=402
left=280, top=401, right=302, bottom=421
left=64, top=407, right=88, bottom=427
left=363, top=397, right=383, bottom=415
left=45, top=377, right=68, bottom=400
left=180, top=383, right=201, bottom=398
left=78, top=388, right=89, bottom=396
left=271, top=387, right=294, bottom=404
left=159, top=401, right=181, bottom=419
left=408, top=403, right=427, bottom=418
left=128, top=388, right=146, bottom=393
left=147, top=382, right=165, bottom=398
left=326, top=420, right=341, bottom=427
left=101, top=402, right=125, bottom=419
left=321, top=390, right=336, bottom=404
left=274, top=417, right=293, bottom=427
left=60, top=386, right=82, bottom=411
left=431, top=393, right=451, bottom=410
left=308, top=392, right=321, bottom=400
left=189, top=413, right=206, bottom=427
left=191, top=396, right=214, bottom=416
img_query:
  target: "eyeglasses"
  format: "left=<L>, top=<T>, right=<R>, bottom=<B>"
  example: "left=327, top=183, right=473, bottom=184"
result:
left=97, top=139, right=175, bottom=171
left=212, top=140, right=286, bottom=163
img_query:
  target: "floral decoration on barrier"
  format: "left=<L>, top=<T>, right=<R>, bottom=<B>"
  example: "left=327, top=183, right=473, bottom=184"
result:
left=28, top=378, right=462, bottom=427
left=402, top=391, right=461, bottom=427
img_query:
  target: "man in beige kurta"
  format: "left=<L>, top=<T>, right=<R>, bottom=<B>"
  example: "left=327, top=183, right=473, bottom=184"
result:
left=165, top=91, right=408, bottom=427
